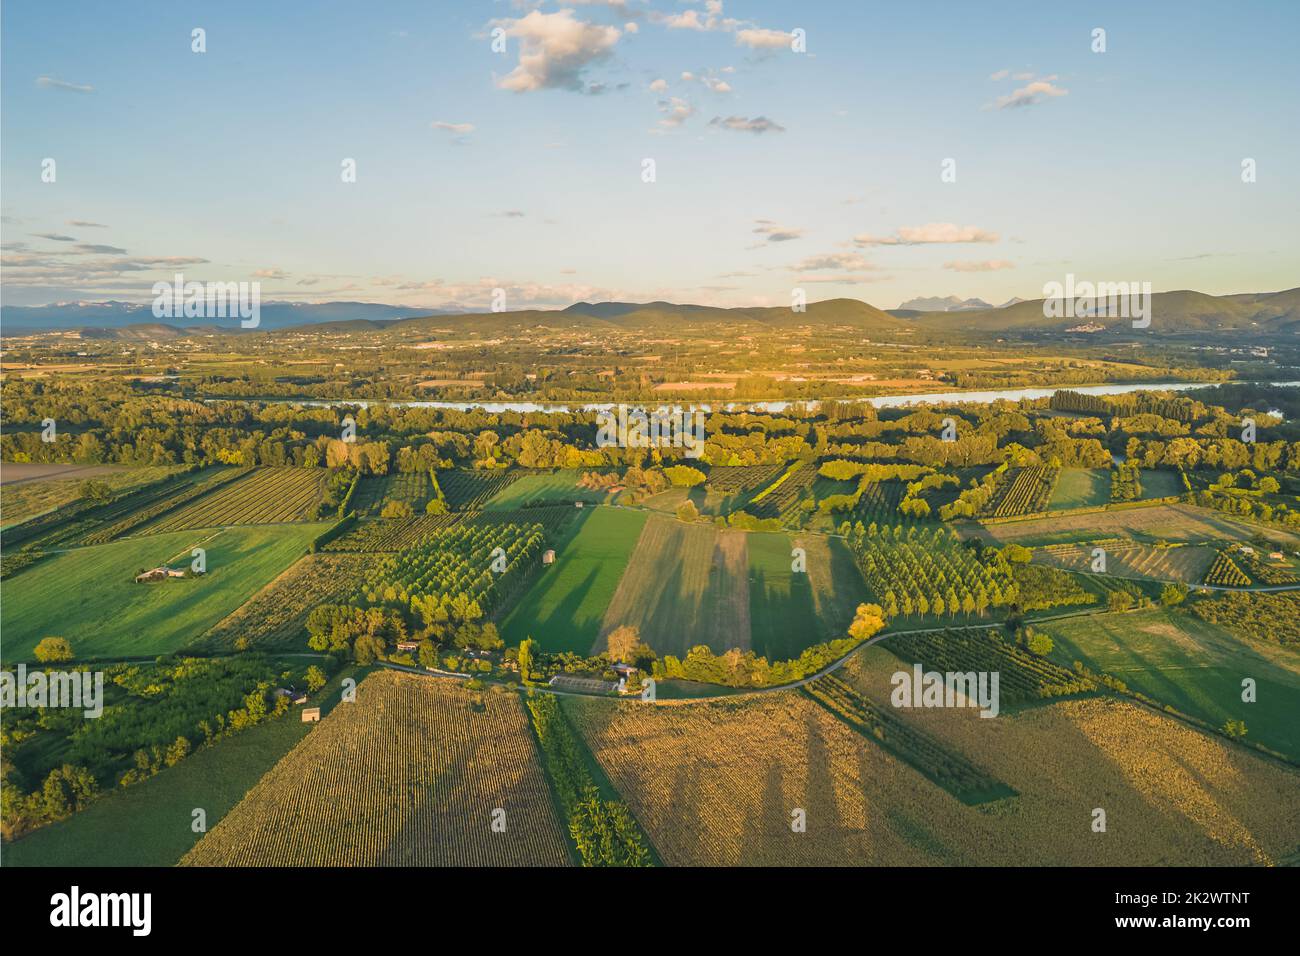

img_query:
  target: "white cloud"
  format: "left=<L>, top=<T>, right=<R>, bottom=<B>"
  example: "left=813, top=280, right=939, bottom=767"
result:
left=494, top=10, right=621, bottom=94
left=431, top=120, right=475, bottom=134
left=735, top=28, right=790, bottom=49
left=943, top=259, right=1015, bottom=272
left=854, top=223, right=999, bottom=246
left=648, top=78, right=667, bottom=92
left=709, top=115, right=785, bottom=134
left=791, top=252, right=875, bottom=272
left=656, top=97, right=695, bottom=129
left=991, top=77, right=1067, bottom=110
left=664, top=10, right=707, bottom=30
left=36, top=75, right=93, bottom=94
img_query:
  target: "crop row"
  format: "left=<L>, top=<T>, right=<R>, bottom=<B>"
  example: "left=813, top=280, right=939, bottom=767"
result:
left=439, top=470, right=520, bottom=510
left=181, top=673, right=570, bottom=866
left=804, top=674, right=1012, bottom=804
left=882, top=628, right=1094, bottom=706
left=143, top=467, right=326, bottom=532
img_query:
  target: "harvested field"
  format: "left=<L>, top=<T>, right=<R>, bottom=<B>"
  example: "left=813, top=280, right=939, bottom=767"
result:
left=181, top=672, right=571, bottom=867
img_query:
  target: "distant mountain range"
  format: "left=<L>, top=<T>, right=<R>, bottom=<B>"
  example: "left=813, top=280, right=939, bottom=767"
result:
left=3, top=289, right=1297, bottom=338
left=0, top=300, right=436, bottom=332
left=895, top=295, right=1023, bottom=312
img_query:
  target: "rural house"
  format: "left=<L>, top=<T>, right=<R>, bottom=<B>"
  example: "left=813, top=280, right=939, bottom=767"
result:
left=134, top=566, right=186, bottom=583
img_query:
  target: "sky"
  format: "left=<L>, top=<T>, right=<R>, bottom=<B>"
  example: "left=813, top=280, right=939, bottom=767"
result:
left=2, top=0, right=1298, bottom=311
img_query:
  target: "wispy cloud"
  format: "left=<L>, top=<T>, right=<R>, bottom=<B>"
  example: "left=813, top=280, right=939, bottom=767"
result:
left=988, top=73, right=1068, bottom=110
left=752, top=219, right=804, bottom=243
left=431, top=120, right=475, bottom=135
left=943, top=259, right=1015, bottom=272
left=709, top=115, right=784, bottom=134
left=36, top=75, right=93, bottom=94
left=656, top=97, right=695, bottom=130
left=734, top=28, right=790, bottom=49
left=854, top=223, right=999, bottom=246
left=791, top=252, right=875, bottom=272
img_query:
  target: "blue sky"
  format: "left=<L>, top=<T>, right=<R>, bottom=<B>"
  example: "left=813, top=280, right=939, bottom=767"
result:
left=2, top=0, right=1297, bottom=310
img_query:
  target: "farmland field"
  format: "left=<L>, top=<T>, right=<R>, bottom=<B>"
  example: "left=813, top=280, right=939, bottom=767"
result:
left=974, top=503, right=1299, bottom=549
left=983, top=466, right=1058, bottom=518
left=196, top=552, right=371, bottom=651
left=745, top=462, right=817, bottom=526
left=501, top=507, right=646, bottom=653
left=139, top=467, right=327, bottom=532
left=704, top=464, right=785, bottom=513
left=833, top=645, right=1300, bottom=865
left=1049, top=468, right=1110, bottom=510
left=353, top=519, right=548, bottom=620
left=322, top=513, right=463, bottom=552
left=0, top=464, right=182, bottom=528
left=793, top=533, right=872, bottom=641
left=1036, top=607, right=1300, bottom=761
left=350, top=471, right=432, bottom=516
left=2, top=703, right=315, bottom=866
left=181, top=672, right=571, bottom=866
left=437, top=469, right=519, bottom=510
left=566, top=684, right=1300, bottom=865
left=879, top=627, right=1094, bottom=709
left=1, top=523, right=328, bottom=659
left=483, top=470, right=609, bottom=510
left=1033, top=541, right=1216, bottom=584
left=598, top=516, right=750, bottom=657
left=1140, top=468, right=1186, bottom=499
left=746, top=531, right=819, bottom=661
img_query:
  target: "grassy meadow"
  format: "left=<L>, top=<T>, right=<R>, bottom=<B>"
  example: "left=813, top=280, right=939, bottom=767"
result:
left=500, top=506, right=646, bottom=653
left=1037, top=607, right=1300, bottom=762
left=1, top=523, right=328, bottom=660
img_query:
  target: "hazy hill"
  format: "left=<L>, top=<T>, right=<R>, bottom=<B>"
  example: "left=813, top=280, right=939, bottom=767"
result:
left=911, top=288, right=1300, bottom=334
left=4, top=289, right=1296, bottom=338
left=0, top=300, right=435, bottom=332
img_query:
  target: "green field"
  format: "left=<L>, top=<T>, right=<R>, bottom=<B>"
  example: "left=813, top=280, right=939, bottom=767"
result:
left=0, top=465, right=183, bottom=530
left=1, top=523, right=328, bottom=660
left=501, top=507, right=646, bottom=653
left=747, top=532, right=819, bottom=661
left=1038, top=607, right=1300, bottom=762
left=1139, top=468, right=1185, bottom=499
left=483, top=470, right=610, bottom=510
left=598, top=516, right=749, bottom=657
left=793, top=533, right=872, bottom=641
left=1049, top=468, right=1110, bottom=509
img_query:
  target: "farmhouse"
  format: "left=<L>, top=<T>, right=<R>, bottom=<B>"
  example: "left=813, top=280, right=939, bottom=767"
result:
left=395, top=640, right=420, bottom=652
left=301, top=707, right=321, bottom=722
left=134, top=566, right=186, bottom=583
left=542, top=549, right=556, bottom=565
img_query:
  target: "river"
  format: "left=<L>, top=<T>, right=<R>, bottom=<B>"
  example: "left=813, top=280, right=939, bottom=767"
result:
left=204, top=380, right=1300, bottom=414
